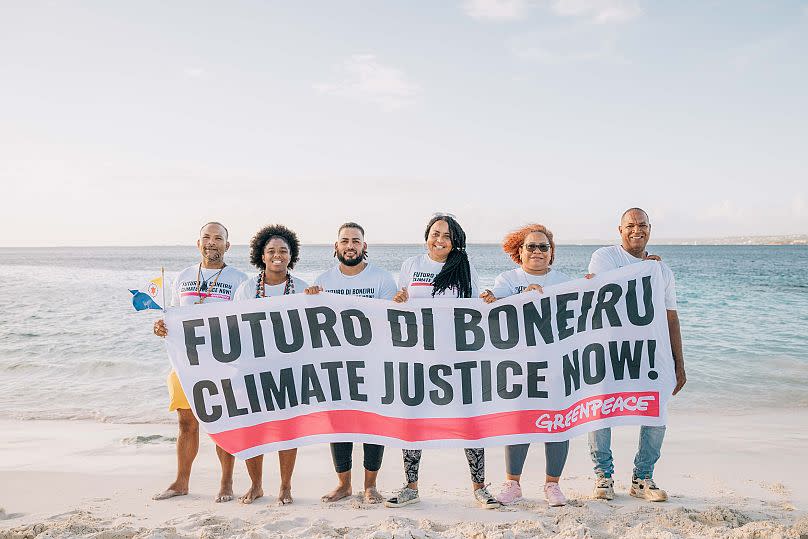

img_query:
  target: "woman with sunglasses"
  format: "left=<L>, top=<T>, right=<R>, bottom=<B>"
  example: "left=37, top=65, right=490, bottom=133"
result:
left=383, top=214, right=501, bottom=510
left=480, top=223, right=571, bottom=507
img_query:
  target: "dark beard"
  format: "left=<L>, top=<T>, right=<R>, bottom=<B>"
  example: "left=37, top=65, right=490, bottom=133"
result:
left=337, top=251, right=364, bottom=266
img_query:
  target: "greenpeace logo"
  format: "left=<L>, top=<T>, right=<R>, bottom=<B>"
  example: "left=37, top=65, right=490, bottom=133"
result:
left=534, top=393, right=658, bottom=433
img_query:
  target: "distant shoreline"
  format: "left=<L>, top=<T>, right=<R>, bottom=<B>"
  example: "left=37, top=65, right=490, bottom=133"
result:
left=1, top=237, right=807, bottom=249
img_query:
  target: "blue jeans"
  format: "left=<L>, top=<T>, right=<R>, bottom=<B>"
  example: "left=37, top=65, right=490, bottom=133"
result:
left=588, top=426, right=666, bottom=479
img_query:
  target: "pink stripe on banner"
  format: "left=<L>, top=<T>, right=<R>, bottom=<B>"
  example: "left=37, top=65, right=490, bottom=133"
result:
left=209, top=392, right=659, bottom=455
left=409, top=282, right=433, bottom=287
left=180, top=292, right=231, bottom=300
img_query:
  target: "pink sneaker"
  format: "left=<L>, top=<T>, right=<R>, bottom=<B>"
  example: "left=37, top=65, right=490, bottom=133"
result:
left=544, top=482, right=567, bottom=507
left=496, top=480, right=523, bottom=505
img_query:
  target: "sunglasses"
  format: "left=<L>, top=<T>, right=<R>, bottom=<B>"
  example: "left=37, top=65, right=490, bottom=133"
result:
left=523, top=243, right=551, bottom=253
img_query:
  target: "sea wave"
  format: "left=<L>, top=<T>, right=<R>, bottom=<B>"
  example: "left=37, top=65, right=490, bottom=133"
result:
left=1, top=244, right=806, bottom=425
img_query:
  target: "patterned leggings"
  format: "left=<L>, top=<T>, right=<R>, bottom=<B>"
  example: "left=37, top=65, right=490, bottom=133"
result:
left=402, top=448, right=485, bottom=484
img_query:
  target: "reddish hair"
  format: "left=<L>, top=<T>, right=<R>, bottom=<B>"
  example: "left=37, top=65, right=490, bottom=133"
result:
left=502, top=223, right=555, bottom=265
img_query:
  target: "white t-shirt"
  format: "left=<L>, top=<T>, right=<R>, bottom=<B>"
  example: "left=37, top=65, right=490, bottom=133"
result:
left=398, top=253, right=480, bottom=299
left=314, top=263, right=397, bottom=300
left=489, top=267, right=572, bottom=299
left=234, top=274, right=309, bottom=301
left=588, top=245, right=677, bottom=310
left=170, top=264, right=247, bottom=307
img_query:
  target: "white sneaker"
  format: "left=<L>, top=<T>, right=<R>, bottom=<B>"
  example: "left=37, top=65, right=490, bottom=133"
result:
left=473, top=485, right=501, bottom=509
left=384, top=485, right=420, bottom=507
left=544, top=482, right=567, bottom=507
left=630, top=477, right=668, bottom=502
left=593, top=476, right=614, bottom=500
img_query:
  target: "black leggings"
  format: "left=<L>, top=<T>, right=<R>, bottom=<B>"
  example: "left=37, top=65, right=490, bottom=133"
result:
left=330, top=442, right=384, bottom=473
left=403, top=448, right=485, bottom=484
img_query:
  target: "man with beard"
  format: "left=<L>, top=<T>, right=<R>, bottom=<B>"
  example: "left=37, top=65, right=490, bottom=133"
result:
left=586, top=208, right=686, bottom=502
left=304, top=222, right=397, bottom=503
left=153, top=222, right=263, bottom=504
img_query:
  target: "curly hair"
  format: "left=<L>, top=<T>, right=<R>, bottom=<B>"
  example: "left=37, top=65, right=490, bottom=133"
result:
left=249, top=224, right=300, bottom=270
left=502, top=223, right=555, bottom=266
left=424, top=215, right=472, bottom=298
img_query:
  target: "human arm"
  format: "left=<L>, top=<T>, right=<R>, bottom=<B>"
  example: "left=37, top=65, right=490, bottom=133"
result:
left=468, top=262, right=481, bottom=298
left=394, top=259, right=412, bottom=303
left=667, top=309, right=686, bottom=395
left=379, top=272, right=399, bottom=301
left=480, top=290, right=497, bottom=303
left=393, top=287, right=409, bottom=303
left=486, top=272, right=514, bottom=301
left=153, top=319, right=167, bottom=337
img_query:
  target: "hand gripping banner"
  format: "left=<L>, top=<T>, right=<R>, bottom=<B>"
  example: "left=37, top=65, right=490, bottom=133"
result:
left=164, top=262, right=675, bottom=459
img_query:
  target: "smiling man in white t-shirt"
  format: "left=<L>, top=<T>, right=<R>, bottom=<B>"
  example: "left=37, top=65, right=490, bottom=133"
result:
left=305, top=222, right=397, bottom=504
left=587, top=208, right=686, bottom=503
left=152, top=222, right=264, bottom=505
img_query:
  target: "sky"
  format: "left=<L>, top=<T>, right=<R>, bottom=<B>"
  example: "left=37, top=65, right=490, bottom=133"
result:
left=1, top=0, right=807, bottom=246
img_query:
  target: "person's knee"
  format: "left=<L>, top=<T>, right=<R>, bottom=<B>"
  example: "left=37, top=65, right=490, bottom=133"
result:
left=177, top=411, right=199, bottom=434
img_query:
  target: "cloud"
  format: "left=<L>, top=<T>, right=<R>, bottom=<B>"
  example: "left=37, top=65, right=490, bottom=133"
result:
left=547, top=0, right=642, bottom=24
left=314, top=54, right=420, bottom=111
left=508, top=24, right=624, bottom=63
left=463, top=0, right=529, bottom=20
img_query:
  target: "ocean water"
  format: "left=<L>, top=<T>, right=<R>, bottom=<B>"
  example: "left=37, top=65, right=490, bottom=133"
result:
left=1, top=244, right=806, bottom=424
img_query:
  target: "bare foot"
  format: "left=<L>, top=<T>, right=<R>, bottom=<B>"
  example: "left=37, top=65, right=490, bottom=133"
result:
left=215, top=486, right=234, bottom=503
left=363, top=487, right=384, bottom=504
left=152, top=487, right=187, bottom=501
left=321, top=484, right=352, bottom=503
left=277, top=487, right=293, bottom=505
left=240, top=485, right=264, bottom=504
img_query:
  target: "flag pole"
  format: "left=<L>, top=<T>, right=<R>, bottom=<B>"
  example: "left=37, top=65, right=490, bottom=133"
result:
left=161, top=266, right=166, bottom=312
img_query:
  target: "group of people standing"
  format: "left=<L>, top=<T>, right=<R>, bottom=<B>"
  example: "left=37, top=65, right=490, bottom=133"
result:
left=151, top=208, right=686, bottom=510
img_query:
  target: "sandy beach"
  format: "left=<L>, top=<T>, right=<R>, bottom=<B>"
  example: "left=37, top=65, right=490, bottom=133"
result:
left=1, top=411, right=805, bottom=538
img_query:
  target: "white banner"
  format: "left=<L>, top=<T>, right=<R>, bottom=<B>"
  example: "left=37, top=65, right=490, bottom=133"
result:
left=165, top=262, right=674, bottom=459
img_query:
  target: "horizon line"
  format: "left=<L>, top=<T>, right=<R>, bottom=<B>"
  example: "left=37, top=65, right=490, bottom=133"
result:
left=2, top=235, right=806, bottom=249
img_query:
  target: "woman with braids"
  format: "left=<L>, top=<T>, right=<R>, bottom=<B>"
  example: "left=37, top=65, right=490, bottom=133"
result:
left=383, top=214, right=501, bottom=510
left=480, top=223, right=571, bottom=508
left=234, top=224, right=308, bottom=505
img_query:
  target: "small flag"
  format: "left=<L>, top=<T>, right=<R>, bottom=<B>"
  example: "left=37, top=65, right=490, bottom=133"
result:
left=130, top=276, right=164, bottom=311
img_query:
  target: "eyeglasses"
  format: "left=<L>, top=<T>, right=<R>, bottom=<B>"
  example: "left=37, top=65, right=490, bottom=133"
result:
left=523, top=243, right=551, bottom=253
left=430, top=211, right=457, bottom=219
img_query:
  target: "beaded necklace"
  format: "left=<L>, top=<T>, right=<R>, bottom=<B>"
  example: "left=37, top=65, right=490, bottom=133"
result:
left=255, top=271, right=293, bottom=298
left=195, top=263, right=226, bottom=304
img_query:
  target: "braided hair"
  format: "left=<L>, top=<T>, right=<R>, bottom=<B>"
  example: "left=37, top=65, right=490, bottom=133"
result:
left=425, top=215, right=473, bottom=298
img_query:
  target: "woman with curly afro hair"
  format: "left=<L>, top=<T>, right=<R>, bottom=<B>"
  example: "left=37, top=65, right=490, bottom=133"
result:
left=234, top=224, right=308, bottom=301
left=233, top=224, right=308, bottom=506
left=480, top=223, right=572, bottom=508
